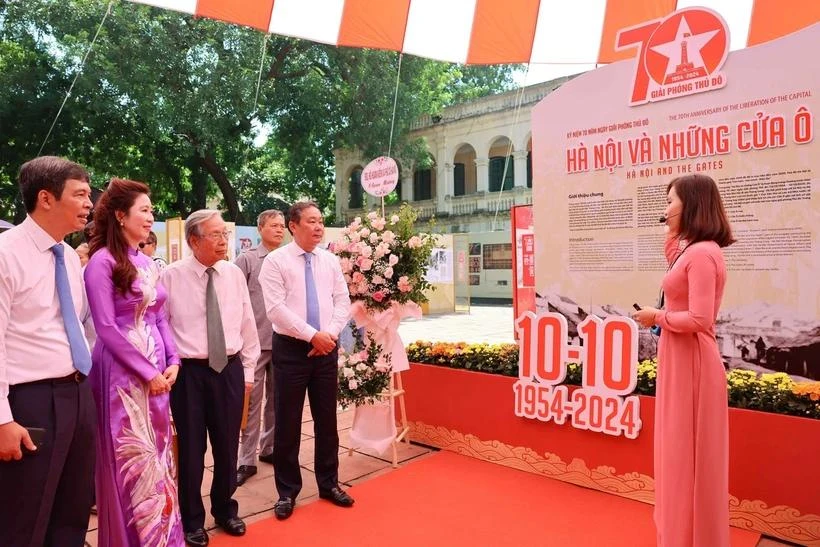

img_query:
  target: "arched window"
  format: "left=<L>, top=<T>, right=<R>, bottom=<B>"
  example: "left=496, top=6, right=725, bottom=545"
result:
left=413, top=169, right=433, bottom=201
left=527, top=151, right=532, bottom=188
left=453, top=144, right=477, bottom=196
left=489, top=156, right=513, bottom=192
left=453, top=163, right=466, bottom=196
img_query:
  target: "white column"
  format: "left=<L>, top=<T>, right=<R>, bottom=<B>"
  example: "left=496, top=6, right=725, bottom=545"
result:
left=435, top=161, right=448, bottom=209
left=335, top=171, right=345, bottom=221
left=401, top=171, right=414, bottom=202
left=435, top=141, right=448, bottom=208
left=440, top=163, right=454, bottom=214
left=475, top=158, right=489, bottom=193
left=513, top=150, right=529, bottom=188
left=334, top=153, right=347, bottom=221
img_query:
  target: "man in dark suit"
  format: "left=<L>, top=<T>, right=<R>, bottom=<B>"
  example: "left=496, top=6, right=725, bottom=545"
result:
left=259, top=201, right=352, bottom=520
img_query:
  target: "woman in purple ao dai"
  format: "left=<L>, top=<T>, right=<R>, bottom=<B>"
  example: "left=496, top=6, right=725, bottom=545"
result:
left=85, top=178, right=183, bottom=546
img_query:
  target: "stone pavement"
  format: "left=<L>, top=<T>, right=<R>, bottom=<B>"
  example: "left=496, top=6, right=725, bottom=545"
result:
left=398, top=304, right=515, bottom=345
left=84, top=403, right=432, bottom=546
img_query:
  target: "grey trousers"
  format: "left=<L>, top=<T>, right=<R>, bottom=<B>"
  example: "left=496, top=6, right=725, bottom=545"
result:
left=238, top=349, right=275, bottom=466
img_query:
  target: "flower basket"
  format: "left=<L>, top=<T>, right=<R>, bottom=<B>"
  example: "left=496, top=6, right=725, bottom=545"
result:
left=331, top=204, right=437, bottom=373
left=336, top=329, right=391, bottom=410
left=332, top=205, right=439, bottom=458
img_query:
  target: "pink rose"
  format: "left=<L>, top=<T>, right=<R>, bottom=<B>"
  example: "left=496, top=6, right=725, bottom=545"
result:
left=372, top=290, right=386, bottom=302
left=388, top=254, right=399, bottom=266
left=339, top=257, right=352, bottom=273
left=383, top=266, right=394, bottom=279
left=371, top=217, right=386, bottom=231
left=352, top=271, right=365, bottom=284
left=390, top=215, right=400, bottom=224
left=372, top=275, right=385, bottom=285
left=381, top=231, right=396, bottom=244
left=408, top=236, right=422, bottom=249
left=398, top=275, right=412, bottom=293
left=358, top=258, right=373, bottom=272
left=357, top=281, right=368, bottom=294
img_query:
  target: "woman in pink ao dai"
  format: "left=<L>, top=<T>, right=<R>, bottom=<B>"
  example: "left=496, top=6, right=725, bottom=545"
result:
left=633, top=174, right=735, bottom=547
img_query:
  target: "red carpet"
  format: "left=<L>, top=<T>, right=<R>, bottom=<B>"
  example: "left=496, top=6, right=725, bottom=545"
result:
left=212, top=451, right=760, bottom=546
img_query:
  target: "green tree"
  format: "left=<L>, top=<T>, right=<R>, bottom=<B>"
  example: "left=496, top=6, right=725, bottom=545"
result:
left=0, top=0, right=519, bottom=224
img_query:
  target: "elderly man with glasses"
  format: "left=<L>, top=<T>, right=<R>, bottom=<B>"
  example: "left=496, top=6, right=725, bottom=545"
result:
left=162, top=210, right=260, bottom=546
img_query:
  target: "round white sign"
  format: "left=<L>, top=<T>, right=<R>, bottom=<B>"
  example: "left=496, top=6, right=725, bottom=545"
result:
left=361, top=156, right=399, bottom=197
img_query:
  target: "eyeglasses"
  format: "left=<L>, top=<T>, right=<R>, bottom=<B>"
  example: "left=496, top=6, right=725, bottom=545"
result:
left=203, top=231, right=230, bottom=241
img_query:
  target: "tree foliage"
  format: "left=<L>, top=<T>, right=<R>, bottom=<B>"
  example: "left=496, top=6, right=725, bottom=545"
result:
left=0, top=0, right=519, bottom=224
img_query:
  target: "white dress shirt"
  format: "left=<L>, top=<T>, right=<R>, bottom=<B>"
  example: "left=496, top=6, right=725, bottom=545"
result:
left=259, top=241, right=350, bottom=342
left=0, top=217, right=89, bottom=424
left=161, top=256, right=260, bottom=383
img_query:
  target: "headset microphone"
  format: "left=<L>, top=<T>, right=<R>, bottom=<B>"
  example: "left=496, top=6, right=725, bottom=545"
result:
left=659, top=212, right=680, bottom=223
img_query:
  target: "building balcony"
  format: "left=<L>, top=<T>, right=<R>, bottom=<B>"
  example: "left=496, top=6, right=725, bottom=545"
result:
left=447, top=188, right=531, bottom=217
left=341, top=189, right=531, bottom=227
left=342, top=200, right=437, bottom=225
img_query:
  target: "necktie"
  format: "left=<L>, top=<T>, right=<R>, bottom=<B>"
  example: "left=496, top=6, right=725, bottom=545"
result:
left=51, top=244, right=92, bottom=375
left=206, top=267, right=229, bottom=372
left=303, top=253, right=321, bottom=331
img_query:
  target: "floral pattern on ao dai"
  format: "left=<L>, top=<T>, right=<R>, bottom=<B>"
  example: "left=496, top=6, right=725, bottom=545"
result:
left=85, top=247, right=183, bottom=546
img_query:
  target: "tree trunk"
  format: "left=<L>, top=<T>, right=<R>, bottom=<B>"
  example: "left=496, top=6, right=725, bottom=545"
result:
left=171, top=169, right=185, bottom=217
left=198, top=151, right=246, bottom=224
left=188, top=156, right=208, bottom=214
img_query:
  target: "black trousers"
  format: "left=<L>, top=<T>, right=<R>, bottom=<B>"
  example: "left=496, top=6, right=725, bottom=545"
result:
left=0, top=379, right=96, bottom=547
left=170, top=356, right=244, bottom=532
left=272, top=333, right=339, bottom=500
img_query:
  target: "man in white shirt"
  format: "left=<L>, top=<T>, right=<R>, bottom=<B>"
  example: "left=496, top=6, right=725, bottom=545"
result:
left=259, top=201, right=352, bottom=520
left=0, top=156, right=96, bottom=547
left=162, top=210, right=260, bottom=546
left=235, top=210, right=286, bottom=487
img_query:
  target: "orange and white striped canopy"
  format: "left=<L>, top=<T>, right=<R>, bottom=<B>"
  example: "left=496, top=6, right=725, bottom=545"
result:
left=127, top=0, right=819, bottom=65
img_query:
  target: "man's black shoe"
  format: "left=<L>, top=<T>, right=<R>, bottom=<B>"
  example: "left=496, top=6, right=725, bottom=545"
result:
left=258, top=452, right=275, bottom=465
left=184, top=528, right=209, bottom=546
left=215, top=517, right=246, bottom=536
left=274, top=497, right=294, bottom=520
left=319, top=486, right=354, bottom=507
left=236, top=465, right=257, bottom=487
